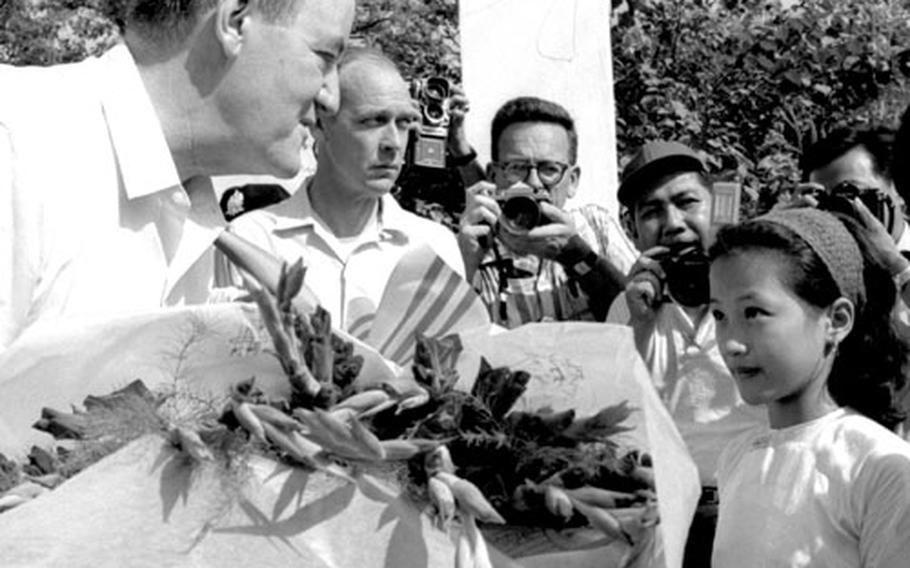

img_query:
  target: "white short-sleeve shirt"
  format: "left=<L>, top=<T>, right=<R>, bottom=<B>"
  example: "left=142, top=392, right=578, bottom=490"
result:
left=220, top=185, right=465, bottom=332
left=0, top=45, right=224, bottom=351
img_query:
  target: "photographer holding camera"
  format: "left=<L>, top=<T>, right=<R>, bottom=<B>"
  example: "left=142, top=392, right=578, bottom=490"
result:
left=607, top=140, right=765, bottom=567
left=799, top=128, right=910, bottom=304
left=800, top=126, right=910, bottom=438
left=456, top=96, right=636, bottom=328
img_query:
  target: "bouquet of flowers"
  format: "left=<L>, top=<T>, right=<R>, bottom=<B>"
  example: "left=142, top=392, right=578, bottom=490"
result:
left=0, top=248, right=698, bottom=567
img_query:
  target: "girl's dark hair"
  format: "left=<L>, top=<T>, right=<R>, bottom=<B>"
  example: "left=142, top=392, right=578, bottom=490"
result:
left=709, top=214, right=908, bottom=430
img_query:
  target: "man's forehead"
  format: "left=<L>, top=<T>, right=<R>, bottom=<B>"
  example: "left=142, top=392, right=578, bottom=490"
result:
left=639, top=171, right=708, bottom=202
left=808, top=146, right=886, bottom=188
left=497, top=122, right=572, bottom=159
left=339, top=61, right=411, bottom=108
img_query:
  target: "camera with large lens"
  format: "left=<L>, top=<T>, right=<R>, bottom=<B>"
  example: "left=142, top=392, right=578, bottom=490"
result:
left=408, top=76, right=451, bottom=169
left=494, top=185, right=552, bottom=235
left=814, top=181, right=898, bottom=237
left=662, top=245, right=710, bottom=307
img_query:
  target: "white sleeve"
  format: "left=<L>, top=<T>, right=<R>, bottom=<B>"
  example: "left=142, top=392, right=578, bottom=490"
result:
left=858, top=450, right=910, bottom=568
left=0, top=124, right=36, bottom=351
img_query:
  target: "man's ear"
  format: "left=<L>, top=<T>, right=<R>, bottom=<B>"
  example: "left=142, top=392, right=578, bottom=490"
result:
left=826, top=297, right=855, bottom=350
left=566, top=165, right=580, bottom=199
left=214, top=0, right=252, bottom=59
left=620, top=205, right=638, bottom=242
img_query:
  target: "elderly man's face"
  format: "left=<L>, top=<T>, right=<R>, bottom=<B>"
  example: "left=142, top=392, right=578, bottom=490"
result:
left=631, top=171, right=712, bottom=252
left=491, top=122, right=579, bottom=209
left=216, top=0, right=354, bottom=178
left=317, top=61, right=420, bottom=197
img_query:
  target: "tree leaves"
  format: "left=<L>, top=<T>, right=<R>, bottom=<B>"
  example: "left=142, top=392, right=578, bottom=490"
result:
left=613, top=0, right=910, bottom=214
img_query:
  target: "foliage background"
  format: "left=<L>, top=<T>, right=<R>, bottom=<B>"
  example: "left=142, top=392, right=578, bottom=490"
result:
left=4, top=0, right=910, bottom=216
left=612, top=0, right=910, bottom=214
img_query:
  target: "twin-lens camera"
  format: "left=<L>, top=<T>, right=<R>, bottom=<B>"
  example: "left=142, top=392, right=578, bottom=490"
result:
left=408, top=77, right=452, bottom=169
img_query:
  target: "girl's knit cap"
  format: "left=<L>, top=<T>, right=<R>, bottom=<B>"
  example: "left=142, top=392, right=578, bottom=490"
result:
left=759, top=207, right=865, bottom=306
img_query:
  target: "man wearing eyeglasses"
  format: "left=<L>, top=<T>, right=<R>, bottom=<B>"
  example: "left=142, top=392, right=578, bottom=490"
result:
left=456, top=96, right=636, bottom=328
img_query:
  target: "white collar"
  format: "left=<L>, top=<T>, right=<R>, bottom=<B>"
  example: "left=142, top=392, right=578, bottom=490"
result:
left=98, top=44, right=182, bottom=200
left=269, top=181, right=411, bottom=243
left=897, top=218, right=910, bottom=253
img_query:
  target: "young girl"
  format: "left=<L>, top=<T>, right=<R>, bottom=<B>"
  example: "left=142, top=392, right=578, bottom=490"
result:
left=708, top=207, right=910, bottom=567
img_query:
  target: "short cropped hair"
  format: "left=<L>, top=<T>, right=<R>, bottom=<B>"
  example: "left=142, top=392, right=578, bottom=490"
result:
left=122, top=0, right=302, bottom=45
left=799, top=127, right=895, bottom=184
left=490, top=96, right=578, bottom=164
left=336, top=45, right=400, bottom=75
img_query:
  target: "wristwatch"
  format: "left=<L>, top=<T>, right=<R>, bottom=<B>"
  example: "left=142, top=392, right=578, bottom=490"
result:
left=556, top=235, right=599, bottom=278
left=568, top=251, right=599, bottom=277
left=448, top=147, right=478, bottom=167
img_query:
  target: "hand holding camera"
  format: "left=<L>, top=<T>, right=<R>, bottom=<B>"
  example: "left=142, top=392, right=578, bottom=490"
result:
left=457, top=181, right=501, bottom=280
left=458, top=179, right=580, bottom=278
left=626, top=246, right=669, bottom=322
left=495, top=199, right=577, bottom=261
left=626, top=243, right=711, bottom=321
left=792, top=181, right=907, bottom=276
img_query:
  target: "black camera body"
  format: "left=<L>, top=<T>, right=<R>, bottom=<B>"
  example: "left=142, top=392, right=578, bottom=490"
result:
left=662, top=245, right=711, bottom=307
left=494, top=186, right=552, bottom=235
left=408, top=77, right=451, bottom=169
left=813, top=181, right=898, bottom=237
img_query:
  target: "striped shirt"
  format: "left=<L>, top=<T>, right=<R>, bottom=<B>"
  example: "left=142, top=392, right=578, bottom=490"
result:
left=473, top=204, right=636, bottom=328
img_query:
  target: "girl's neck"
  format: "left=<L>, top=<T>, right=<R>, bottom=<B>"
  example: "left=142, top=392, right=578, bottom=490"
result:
left=767, top=358, right=839, bottom=429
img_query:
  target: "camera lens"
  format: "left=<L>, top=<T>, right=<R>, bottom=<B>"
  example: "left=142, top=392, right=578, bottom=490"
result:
left=424, top=78, right=449, bottom=102
left=424, top=103, right=446, bottom=123
left=500, top=195, right=542, bottom=233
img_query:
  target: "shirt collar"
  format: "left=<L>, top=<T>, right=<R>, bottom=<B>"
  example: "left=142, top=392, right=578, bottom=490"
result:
left=98, top=44, right=182, bottom=200
left=897, top=218, right=910, bottom=253
left=271, top=181, right=411, bottom=242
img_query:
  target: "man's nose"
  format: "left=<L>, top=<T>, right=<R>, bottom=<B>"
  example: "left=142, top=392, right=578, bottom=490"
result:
left=663, top=205, right=687, bottom=233
left=522, top=165, right=545, bottom=190
left=379, top=123, right=404, bottom=153
left=314, top=67, right=341, bottom=117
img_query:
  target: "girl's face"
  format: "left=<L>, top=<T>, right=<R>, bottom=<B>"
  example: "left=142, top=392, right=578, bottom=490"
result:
left=709, top=249, right=841, bottom=428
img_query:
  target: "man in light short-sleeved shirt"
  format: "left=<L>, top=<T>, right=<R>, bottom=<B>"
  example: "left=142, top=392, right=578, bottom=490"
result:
left=219, top=47, right=464, bottom=331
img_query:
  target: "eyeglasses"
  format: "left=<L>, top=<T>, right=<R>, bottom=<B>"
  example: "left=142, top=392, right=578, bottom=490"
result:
left=493, top=160, right=571, bottom=188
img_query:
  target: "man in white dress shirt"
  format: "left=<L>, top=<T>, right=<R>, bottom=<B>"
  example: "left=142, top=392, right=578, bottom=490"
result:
left=0, top=0, right=354, bottom=350
left=221, top=47, right=465, bottom=331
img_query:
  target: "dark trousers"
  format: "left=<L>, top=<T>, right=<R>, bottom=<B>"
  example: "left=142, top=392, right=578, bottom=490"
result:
left=682, top=490, right=718, bottom=568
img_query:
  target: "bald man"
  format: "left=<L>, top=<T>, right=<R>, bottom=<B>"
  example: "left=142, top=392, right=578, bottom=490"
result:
left=220, top=47, right=465, bottom=329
